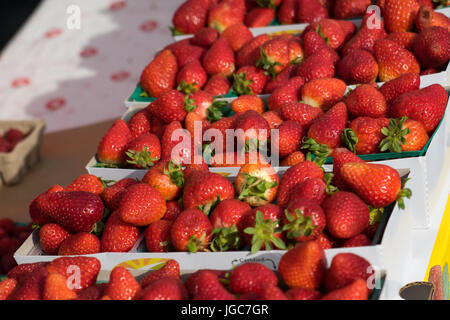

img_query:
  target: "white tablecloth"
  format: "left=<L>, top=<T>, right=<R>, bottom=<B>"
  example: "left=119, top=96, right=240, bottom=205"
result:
left=0, top=0, right=183, bottom=132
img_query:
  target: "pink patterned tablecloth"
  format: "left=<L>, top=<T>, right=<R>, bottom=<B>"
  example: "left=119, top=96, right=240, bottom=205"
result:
left=0, top=0, right=183, bottom=132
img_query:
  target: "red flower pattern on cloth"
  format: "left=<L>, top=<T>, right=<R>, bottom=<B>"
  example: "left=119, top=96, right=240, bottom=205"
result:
left=109, top=1, right=127, bottom=11
left=110, top=71, right=131, bottom=82
left=46, top=98, right=66, bottom=111
left=140, top=20, right=159, bottom=32
left=11, top=78, right=30, bottom=88
left=80, top=47, right=98, bottom=58
left=44, top=28, right=62, bottom=39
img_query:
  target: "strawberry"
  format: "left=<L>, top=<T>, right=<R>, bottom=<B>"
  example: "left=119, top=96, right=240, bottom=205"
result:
left=277, top=0, right=297, bottom=24
left=330, top=148, right=364, bottom=191
left=257, top=38, right=290, bottom=77
left=286, top=287, right=322, bottom=300
left=170, top=43, right=206, bottom=68
left=155, top=89, right=187, bottom=123
left=379, top=72, right=421, bottom=106
left=280, top=151, right=306, bottom=166
left=236, top=34, right=270, bottom=68
left=263, top=65, right=298, bottom=94
left=389, top=84, right=448, bottom=134
left=144, top=219, right=173, bottom=252
left=0, top=138, right=11, bottom=153
left=278, top=240, right=327, bottom=289
left=176, top=60, right=208, bottom=92
left=386, top=32, right=418, bottom=51
left=280, top=102, right=323, bottom=131
left=170, top=208, right=213, bottom=252
left=101, top=210, right=140, bottom=253
left=259, top=285, right=288, bottom=300
left=203, top=38, right=236, bottom=77
left=7, top=262, right=48, bottom=284
left=317, top=232, right=336, bottom=250
left=101, top=179, right=137, bottom=212
left=234, top=110, right=271, bottom=151
left=275, top=120, right=304, bottom=159
left=277, top=161, right=325, bottom=208
left=383, top=0, right=420, bottom=33
left=301, top=78, right=347, bottom=110
left=374, top=39, right=421, bottom=82
left=337, top=50, right=379, bottom=85
left=204, top=74, right=231, bottom=96
left=184, top=269, right=229, bottom=297
left=305, top=19, right=347, bottom=51
left=233, top=66, right=268, bottom=96
left=140, top=50, right=177, bottom=98
left=36, top=191, right=104, bottom=233
left=231, top=95, right=265, bottom=114
left=230, top=263, right=278, bottom=294
left=321, top=278, right=369, bottom=300
left=421, top=68, right=440, bottom=75
left=140, top=260, right=180, bottom=288
left=43, top=273, right=77, bottom=300
left=39, top=223, right=71, bottom=255
left=8, top=266, right=48, bottom=300
left=105, top=267, right=140, bottom=300
left=192, top=27, right=219, bottom=48
left=267, top=76, right=305, bottom=111
left=76, top=284, right=107, bottom=300
left=46, top=257, right=100, bottom=291
left=66, top=175, right=105, bottom=196
left=341, top=162, right=411, bottom=209
left=286, top=177, right=331, bottom=205
left=245, top=7, right=275, bottom=27
left=160, top=121, right=195, bottom=165
left=209, top=199, right=250, bottom=251
left=322, top=191, right=370, bottom=239
left=172, top=0, right=208, bottom=35
left=325, top=253, right=372, bottom=291
left=235, top=163, right=280, bottom=206
left=262, top=110, right=284, bottom=129
left=334, top=0, right=371, bottom=19
left=128, top=109, right=152, bottom=140
left=4, top=128, right=24, bottom=145
left=183, top=160, right=210, bottom=181
left=126, top=134, right=161, bottom=169
left=191, top=271, right=235, bottom=300
left=58, top=232, right=101, bottom=256
left=208, top=0, right=246, bottom=32
left=296, top=0, right=329, bottom=23
left=97, top=119, right=132, bottom=166
left=416, top=5, right=450, bottom=33
left=220, top=24, right=254, bottom=52
left=0, top=278, right=17, bottom=300
left=380, top=117, right=429, bottom=152
left=296, top=54, right=336, bottom=83
left=142, top=160, right=184, bottom=201
left=119, top=183, right=166, bottom=226
left=343, top=117, right=390, bottom=155
left=413, top=26, right=450, bottom=69
left=283, top=198, right=327, bottom=243
left=141, top=277, right=188, bottom=300
left=340, top=233, right=372, bottom=247
left=241, top=204, right=286, bottom=253
left=346, top=85, right=387, bottom=118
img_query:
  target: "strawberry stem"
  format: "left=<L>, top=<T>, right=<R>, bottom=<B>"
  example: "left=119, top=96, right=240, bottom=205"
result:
left=323, top=173, right=338, bottom=195
left=163, top=161, right=185, bottom=187
left=232, top=72, right=254, bottom=96
left=379, top=117, right=410, bottom=153
left=183, top=94, right=198, bottom=112
left=244, top=211, right=286, bottom=254
left=207, top=100, right=227, bottom=123
left=177, top=81, right=198, bottom=95
left=210, top=225, right=242, bottom=252
left=282, top=209, right=316, bottom=241
left=256, top=47, right=283, bottom=78
left=238, top=173, right=278, bottom=202
left=341, top=128, right=358, bottom=153
left=126, top=146, right=159, bottom=168
left=397, top=178, right=412, bottom=210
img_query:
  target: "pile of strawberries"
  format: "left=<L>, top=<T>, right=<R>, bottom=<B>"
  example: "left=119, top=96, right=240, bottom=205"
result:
left=0, top=219, right=32, bottom=275
left=0, top=129, right=25, bottom=153
left=0, top=243, right=376, bottom=300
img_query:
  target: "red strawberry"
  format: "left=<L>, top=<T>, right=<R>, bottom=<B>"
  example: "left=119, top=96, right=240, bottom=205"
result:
left=236, top=34, right=270, bottom=68
left=278, top=240, right=327, bottom=289
left=7, top=262, right=48, bottom=284
left=58, top=232, right=101, bottom=256
left=321, top=278, right=369, bottom=300
left=286, top=287, right=322, bottom=300
left=416, top=5, right=450, bottom=33
left=183, top=160, right=210, bottom=181
left=97, top=119, right=132, bottom=166
left=140, top=260, right=180, bottom=288
left=39, top=223, right=71, bottom=255
left=334, top=0, right=371, bottom=19
left=386, top=32, right=418, bottom=51
left=141, top=277, right=188, bottom=300
left=234, top=110, right=271, bottom=150
left=380, top=117, right=429, bottom=152
left=275, top=120, right=304, bottom=159
left=8, top=266, right=48, bottom=300
left=160, top=121, right=195, bottom=165
left=280, top=151, right=306, bottom=166
left=231, top=95, right=265, bottom=114
left=230, top=263, right=278, bottom=294
left=304, top=19, right=347, bottom=51
left=76, top=284, right=107, bottom=300
left=170, top=43, right=206, bottom=68
left=191, top=27, right=219, bottom=48
left=322, top=191, right=370, bottom=239
left=316, top=232, right=336, bottom=250
left=383, top=0, right=420, bottom=33
left=36, top=191, right=104, bottom=233
left=4, top=128, right=24, bottom=145
left=286, top=177, right=329, bottom=205
left=245, top=7, right=275, bottom=27
left=184, top=269, right=228, bottom=297
left=340, top=233, right=372, bottom=247
left=46, top=256, right=101, bottom=291
left=176, top=60, right=208, bottom=92
left=302, top=30, right=340, bottom=62
left=277, top=0, right=297, bottom=24
left=337, top=50, right=379, bottom=85
left=203, top=38, right=235, bottom=77
left=280, top=102, right=323, bottom=131
left=343, top=117, right=390, bottom=155
left=259, top=285, right=288, bottom=300
left=346, top=85, right=387, bottom=118
left=263, top=65, right=298, bottom=94
left=413, top=26, right=450, bottom=69
left=156, top=89, right=187, bottom=123
left=140, top=50, right=177, bottom=98
left=172, top=0, right=208, bottom=35
left=233, top=66, right=268, bottom=96
left=101, top=210, right=140, bottom=252
left=208, top=0, right=246, bottom=32
left=220, top=24, right=254, bottom=52
left=119, top=183, right=166, bottom=226
left=144, top=219, right=173, bottom=252
left=379, top=72, right=421, bottom=106
left=0, top=278, right=18, bottom=300
left=142, top=160, right=184, bottom=201
left=126, top=133, right=161, bottom=169
left=341, top=162, right=411, bottom=209
left=267, top=76, right=305, bottom=111
left=277, top=161, right=325, bottom=208
left=128, top=109, right=152, bottom=140
left=43, top=273, right=77, bottom=300
left=170, top=208, right=213, bottom=252
left=257, top=38, right=290, bottom=77
left=65, top=174, right=104, bottom=195
left=389, top=84, right=448, bottom=134
left=296, top=0, right=329, bottom=23
left=101, top=182, right=135, bottom=212
left=283, top=198, right=327, bottom=243
left=204, top=74, right=231, bottom=96
left=192, top=271, right=235, bottom=300
left=262, top=110, right=284, bottom=129
left=301, top=78, right=346, bottom=111
left=331, top=148, right=364, bottom=191
left=295, top=55, right=336, bottom=84
left=105, top=267, right=140, bottom=300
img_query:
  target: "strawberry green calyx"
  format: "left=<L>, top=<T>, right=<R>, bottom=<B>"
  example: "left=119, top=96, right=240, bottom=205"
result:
left=282, top=209, right=316, bottom=240
left=397, top=178, right=412, bottom=210
left=91, top=208, right=112, bottom=237
left=238, top=173, right=278, bottom=202
left=368, top=206, right=384, bottom=225
left=432, top=0, right=448, bottom=9
left=163, top=161, right=185, bottom=188
left=198, top=195, right=221, bottom=216
left=207, top=100, right=228, bottom=123
left=233, top=72, right=255, bottom=96
left=316, top=24, right=330, bottom=45
left=323, top=173, right=338, bottom=195
left=99, top=177, right=116, bottom=190
left=183, top=94, right=198, bottom=112
left=305, top=152, right=327, bottom=168
left=94, top=162, right=124, bottom=169
left=379, top=117, right=411, bottom=153
left=244, top=138, right=269, bottom=154
left=169, top=26, right=185, bottom=36
left=302, top=137, right=332, bottom=160
left=256, top=47, right=283, bottom=78
left=244, top=211, right=286, bottom=254
left=126, top=146, right=159, bottom=168
left=140, top=91, right=150, bottom=98
left=256, top=0, right=277, bottom=8
left=210, top=225, right=242, bottom=252
left=177, top=81, right=198, bottom=95
left=186, top=234, right=210, bottom=253
left=341, top=128, right=358, bottom=153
